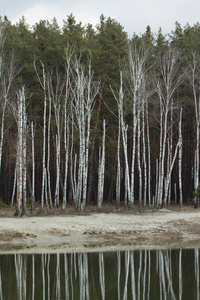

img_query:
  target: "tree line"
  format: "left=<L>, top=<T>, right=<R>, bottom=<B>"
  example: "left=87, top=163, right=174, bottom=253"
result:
left=0, top=14, right=200, bottom=214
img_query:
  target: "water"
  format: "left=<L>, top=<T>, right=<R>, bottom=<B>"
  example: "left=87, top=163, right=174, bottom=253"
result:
left=0, top=248, right=199, bottom=299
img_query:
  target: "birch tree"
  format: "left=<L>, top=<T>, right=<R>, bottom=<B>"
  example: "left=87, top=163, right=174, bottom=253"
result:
left=10, top=87, right=27, bottom=216
left=21, top=87, right=27, bottom=216
left=15, top=90, right=23, bottom=216
left=62, top=48, right=73, bottom=210
left=46, top=80, right=52, bottom=208
left=71, top=56, right=99, bottom=211
left=112, top=42, right=151, bottom=208
left=31, top=121, right=35, bottom=213
left=34, top=61, right=49, bottom=211
left=155, top=47, right=183, bottom=207
left=179, top=108, right=183, bottom=207
left=97, top=119, right=106, bottom=209
left=126, top=42, right=150, bottom=207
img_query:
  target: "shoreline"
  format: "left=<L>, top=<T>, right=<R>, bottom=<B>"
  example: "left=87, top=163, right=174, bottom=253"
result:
left=0, top=208, right=200, bottom=254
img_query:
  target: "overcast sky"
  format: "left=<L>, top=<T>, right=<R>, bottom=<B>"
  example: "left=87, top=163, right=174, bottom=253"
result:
left=1, top=0, right=200, bottom=37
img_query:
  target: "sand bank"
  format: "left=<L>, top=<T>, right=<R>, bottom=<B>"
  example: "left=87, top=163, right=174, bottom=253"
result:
left=0, top=208, right=200, bottom=254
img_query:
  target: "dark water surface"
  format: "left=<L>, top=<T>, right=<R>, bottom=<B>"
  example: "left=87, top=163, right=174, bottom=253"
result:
left=0, top=248, right=199, bottom=299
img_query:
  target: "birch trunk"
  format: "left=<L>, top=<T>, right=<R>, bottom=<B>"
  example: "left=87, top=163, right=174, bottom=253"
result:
left=21, top=88, right=27, bottom=217
left=41, top=82, right=46, bottom=212
left=142, top=103, right=147, bottom=207
left=97, top=120, right=106, bottom=209
left=146, top=103, right=151, bottom=206
left=34, top=61, right=47, bottom=212
left=63, top=115, right=69, bottom=210
left=11, top=166, right=17, bottom=207
left=124, top=126, right=129, bottom=208
left=31, top=122, right=35, bottom=212
left=163, top=139, right=179, bottom=206
left=137, top=110, right=142, bottom=206
left=63, top=56, right=71, bottom=209
left=15, top=89, right=23, bottom=216
left=47, top=87, right=52, bottom=208
left=179, top=108, right=183, bottom=207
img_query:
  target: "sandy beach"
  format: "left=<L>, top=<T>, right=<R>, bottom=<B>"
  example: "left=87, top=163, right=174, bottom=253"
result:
left=0, top=207, right=200, bottom=254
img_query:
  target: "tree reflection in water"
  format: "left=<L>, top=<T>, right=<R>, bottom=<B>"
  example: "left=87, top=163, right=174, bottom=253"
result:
left=0, top=248, right=199, bottom=299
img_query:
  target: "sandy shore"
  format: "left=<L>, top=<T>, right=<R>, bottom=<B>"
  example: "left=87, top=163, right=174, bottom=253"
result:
left=0, top=208, right=200, bottom=254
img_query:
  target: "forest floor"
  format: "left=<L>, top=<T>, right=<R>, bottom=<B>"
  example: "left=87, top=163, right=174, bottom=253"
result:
left=0, top=204, right=200, bottom=254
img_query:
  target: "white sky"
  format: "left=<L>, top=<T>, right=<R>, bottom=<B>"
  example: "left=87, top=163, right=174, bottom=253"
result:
left=1, top=0, right=200, bottom=37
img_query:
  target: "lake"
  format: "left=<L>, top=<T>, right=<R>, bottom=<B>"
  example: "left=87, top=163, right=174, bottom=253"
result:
left=0, top=248, right=199, bottom=299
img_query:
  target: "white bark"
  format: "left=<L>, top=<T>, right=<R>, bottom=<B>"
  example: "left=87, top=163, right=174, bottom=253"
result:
left=137, top=110, right=142, bottom=205
left=22, top=89, right=27, bottom=216
left=124, top=126, right=129, bottom=208
left=63, top=52, right=71, bottom=209
left=18, top=90, right=24, bottom=215
left=11, top=166, right=17, bottom=207
left=17, top=91, right=23, bottom=215
left=97, top=120, right=106, bottom=209
left=41, top=74, right=46, bottom=212
left=70, top=112, right=76, bottom=205
left=47, top=84, right=52, bottom=208
left=146, top=104, right=151, bottom=206
left=163, top=138, right=179, bottom=206
left=63, top=114, right=69, bottom=210
left=179, top=108, right=183, bottom=207
left=168, top=99, right=174, bottom=205
left=34, top=61, right=47, bottom=212
left=31, top=122, right=35, bottom=212
left=155, top=159, right=159, bottom=207
left=142, top=103, right=147, bottom=207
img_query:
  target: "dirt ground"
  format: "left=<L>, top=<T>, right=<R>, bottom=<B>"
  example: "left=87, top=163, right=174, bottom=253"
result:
left=0, top=204, right=200, bottom=254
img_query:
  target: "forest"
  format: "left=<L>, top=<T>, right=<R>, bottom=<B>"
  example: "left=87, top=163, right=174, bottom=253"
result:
left=0, top=13, right=200, bottom=215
